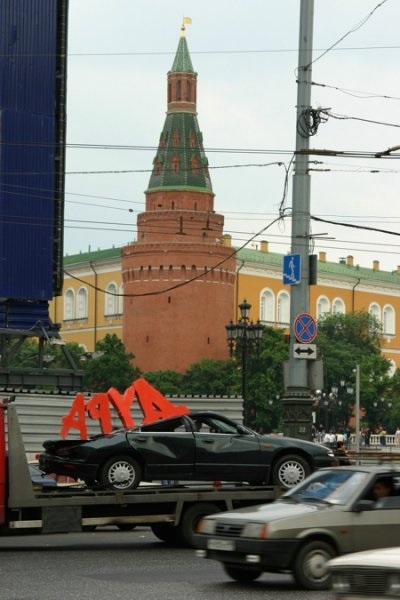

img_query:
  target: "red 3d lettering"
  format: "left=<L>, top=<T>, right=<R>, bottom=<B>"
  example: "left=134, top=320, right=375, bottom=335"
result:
left=60, top=378, right=190, bottom=439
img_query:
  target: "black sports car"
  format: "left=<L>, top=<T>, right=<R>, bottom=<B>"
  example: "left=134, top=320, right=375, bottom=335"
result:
left=39, top=411, right=336, bottom=491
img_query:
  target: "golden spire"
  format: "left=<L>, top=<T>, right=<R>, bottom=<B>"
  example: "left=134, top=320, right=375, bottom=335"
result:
left=180, top=16, right=192, bottom=37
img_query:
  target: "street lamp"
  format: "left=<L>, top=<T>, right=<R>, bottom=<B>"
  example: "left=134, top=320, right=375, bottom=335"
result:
left=226, top=299, right=264, bottom=425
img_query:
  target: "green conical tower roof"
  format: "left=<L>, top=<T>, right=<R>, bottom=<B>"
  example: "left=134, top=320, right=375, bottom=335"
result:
left=146, top=29, right=213, bottom=194
left=171, top=36, right=194, bottom=73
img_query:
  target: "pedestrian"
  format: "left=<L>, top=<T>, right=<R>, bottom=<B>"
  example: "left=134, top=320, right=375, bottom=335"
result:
left=395, top=427, right=400, bottom=446
left=364, top=427, right=371, bottom=447
left=379, top=426, right=387, bottom=447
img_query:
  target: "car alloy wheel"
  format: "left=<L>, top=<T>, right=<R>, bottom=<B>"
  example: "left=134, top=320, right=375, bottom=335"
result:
left=100, top=455, right=141, bottom=490
left=272, top=454, right=311, bottom=488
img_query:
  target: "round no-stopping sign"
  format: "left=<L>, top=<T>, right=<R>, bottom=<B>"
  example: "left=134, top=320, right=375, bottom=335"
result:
left=294, top=313, right=317, bottom=343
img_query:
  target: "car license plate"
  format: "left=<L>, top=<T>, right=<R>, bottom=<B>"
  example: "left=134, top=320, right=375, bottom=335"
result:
left=208, top=538, right=235, bottom=551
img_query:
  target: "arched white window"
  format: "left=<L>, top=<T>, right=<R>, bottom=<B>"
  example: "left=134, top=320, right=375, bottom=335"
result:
left=369, top=302, right=381, bottom=323
left=383, top=304, right=395, bottom=335
left=118, top=283, right=124, bottom=315
left=76, top=287, right=88, bottom=319
left=64, top=289, right=75, bottom=321
left=105, top=282, right=118, bottom=316
left=317, top=296, right=330, bottom=318
left=260, top=289, right=275, bottom=323
left=277, top=291, right=290, bottom=324
left=332, top=298, right=345, bottom=315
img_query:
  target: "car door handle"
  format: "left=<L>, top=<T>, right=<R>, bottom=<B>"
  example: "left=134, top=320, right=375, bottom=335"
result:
left=134, top=437, right=148, bottom=442
left=203, top=439, right=215, bottom=444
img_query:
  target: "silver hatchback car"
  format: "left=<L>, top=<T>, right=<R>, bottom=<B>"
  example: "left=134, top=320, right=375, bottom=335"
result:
left=193, top=466, right=400, bottom=590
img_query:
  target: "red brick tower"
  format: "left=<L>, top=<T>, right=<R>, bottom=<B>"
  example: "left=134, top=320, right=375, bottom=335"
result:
left=121, top=24, right=236, bottom=372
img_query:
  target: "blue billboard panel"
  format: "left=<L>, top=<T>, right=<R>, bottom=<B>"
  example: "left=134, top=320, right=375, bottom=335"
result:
left=0, top=0, right=68, bottom=301
left=0, top=108, right=55, bottom=299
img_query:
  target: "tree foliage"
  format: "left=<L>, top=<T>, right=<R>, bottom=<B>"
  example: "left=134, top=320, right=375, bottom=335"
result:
left=143, top=370, right=184, bottom=395
left=181, top=359, right=240, bottom=396
left=243, top=327, right=287, bottom=433
left=82, top=334, right=141, bottom=392
left=316, top=311, right=396, bottom=431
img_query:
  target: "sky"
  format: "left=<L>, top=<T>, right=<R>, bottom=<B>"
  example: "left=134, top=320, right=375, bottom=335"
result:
left=64, top=0, right=400, bottom=273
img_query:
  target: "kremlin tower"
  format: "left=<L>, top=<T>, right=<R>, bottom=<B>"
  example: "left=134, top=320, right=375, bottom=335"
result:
left=121, top=22, right=236, bottom=372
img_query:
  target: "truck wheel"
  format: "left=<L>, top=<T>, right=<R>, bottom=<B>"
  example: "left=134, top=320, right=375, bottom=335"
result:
left=177, top=502, right=220, bottom=547
left=151, top=523, right=178, bottom=544
left=293, top=540, right=335, bottom=590
left=100, top=455, right=141, bottom=490
left=223, top=564, right=262, bottom=582
left=271, top=454, right=311, bottom=489
left=150, top=523, right=179, bottom=546
left=117, top=524, right=136, bottom=531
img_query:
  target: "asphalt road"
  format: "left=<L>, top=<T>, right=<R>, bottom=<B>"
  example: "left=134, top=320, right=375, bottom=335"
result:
left=0, top=527, right=332, bottom=600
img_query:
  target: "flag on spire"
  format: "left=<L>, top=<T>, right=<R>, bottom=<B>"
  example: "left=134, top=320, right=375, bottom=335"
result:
left=180, top=16, right=192, bottom=36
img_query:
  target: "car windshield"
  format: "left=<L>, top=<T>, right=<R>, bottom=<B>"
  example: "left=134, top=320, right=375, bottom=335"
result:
left=283, top=470, right=369, bottom=505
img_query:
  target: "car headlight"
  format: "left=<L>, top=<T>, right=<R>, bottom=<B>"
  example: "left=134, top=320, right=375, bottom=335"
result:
left=331, top=573, right=351, bottom=593
left=197, top=518, right=216, bottom=534
left=388, top=574, right=400, bottom=596
left=241, top=522, right=269, bottom=539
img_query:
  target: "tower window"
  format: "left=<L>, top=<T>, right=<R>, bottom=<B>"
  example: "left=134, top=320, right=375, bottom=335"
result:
left=173, top=130, right=179, bottom=147
left=191, top=156, right=200, bottom=176
left=189, top=131, right=196, bottom=148
left=171, top=156, right=179, bottom=172
left=177, top=80, right=181, bottom=100
left=154, top=158, right=162, bottom=175
left=186, top=80, right=191, bottom=101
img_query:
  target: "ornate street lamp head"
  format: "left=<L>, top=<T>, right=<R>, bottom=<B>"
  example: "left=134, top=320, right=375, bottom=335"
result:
left=239, top=299, right=251, bottom=322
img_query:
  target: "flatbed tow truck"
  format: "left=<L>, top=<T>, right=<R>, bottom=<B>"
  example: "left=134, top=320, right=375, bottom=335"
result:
left=0, top=397, right=281, bottom=546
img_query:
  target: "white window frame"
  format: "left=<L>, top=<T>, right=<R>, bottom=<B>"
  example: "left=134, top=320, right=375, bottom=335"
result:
left=105, top=282, right=118, bottom=316
left=64, top=289, right=75, bottom=321
left=260, top=288, right=275, bottom=323
left=76, top=287, right=88, bottom=319
left=277, top=291, right=290, bottom=325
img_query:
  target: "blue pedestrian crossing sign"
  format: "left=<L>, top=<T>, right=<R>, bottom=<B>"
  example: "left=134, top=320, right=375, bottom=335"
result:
left=283, top=254, right=301, bottom=285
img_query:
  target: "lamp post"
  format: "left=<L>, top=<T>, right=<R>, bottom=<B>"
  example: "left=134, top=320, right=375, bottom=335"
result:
left=226, top=299, right=264, bottom=426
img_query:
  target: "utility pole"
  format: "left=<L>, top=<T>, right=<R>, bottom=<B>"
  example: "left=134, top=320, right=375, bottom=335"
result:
left=282, top=0, right=315, bottom=440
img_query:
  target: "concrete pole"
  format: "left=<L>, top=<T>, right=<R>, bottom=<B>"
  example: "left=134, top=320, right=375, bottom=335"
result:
left=283, top=0, right=315, bottom=440
left=355, top=364, right=361, bottom=452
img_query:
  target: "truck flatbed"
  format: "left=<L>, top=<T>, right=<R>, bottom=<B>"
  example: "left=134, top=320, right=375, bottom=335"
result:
left=1, top=400, right=280, bottom=545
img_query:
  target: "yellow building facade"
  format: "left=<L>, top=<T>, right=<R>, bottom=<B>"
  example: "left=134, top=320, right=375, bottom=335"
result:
left=50, top=241, right=400, bottom=372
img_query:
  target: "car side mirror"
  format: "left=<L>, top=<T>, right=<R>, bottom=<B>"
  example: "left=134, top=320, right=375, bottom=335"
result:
left=353, top=499, right=375, bottom=513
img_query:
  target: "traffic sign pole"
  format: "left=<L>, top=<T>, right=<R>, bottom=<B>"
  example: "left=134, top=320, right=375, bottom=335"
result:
left=283, top=0, right=315, bottom=442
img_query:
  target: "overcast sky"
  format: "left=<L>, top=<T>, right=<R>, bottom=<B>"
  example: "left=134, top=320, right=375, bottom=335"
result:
left=64, top=0, right=400, bottom=273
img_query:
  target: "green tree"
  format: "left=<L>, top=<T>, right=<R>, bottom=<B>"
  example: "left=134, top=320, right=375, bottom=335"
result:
left=144, top=370, right=184, bottom=395
left=316, top=311, right=393, bottom=431
left=244, top=327, right=287, bottom=433
left=82, top=334, right=141, bottom=392
left=8, top=338, right=40, bottom=368
left=181, top=358, right=240, bottom=396
left=8, top=339, right=85, bottom=370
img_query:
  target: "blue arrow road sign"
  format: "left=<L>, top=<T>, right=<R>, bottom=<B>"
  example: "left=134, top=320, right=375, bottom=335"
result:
left=283, top=254, right=301, bottom=285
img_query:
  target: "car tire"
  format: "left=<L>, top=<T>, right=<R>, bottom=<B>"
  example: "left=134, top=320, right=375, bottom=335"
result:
left=116, top=524, right=136, bottom=531
left=292, top=539, right=336, bottom=590
left=177, top=502, right=221, bottom=547
left=151, top=523, right=179, bottom=544
left=271, top=454, right=311, bottom=488
left=223, top=564, right=262, bottom=582
left=100, top=455, right=142, bottom=490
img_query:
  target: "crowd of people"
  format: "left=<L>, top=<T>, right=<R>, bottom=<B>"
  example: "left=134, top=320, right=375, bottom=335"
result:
left=312, top=424, right=400, bottom=448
